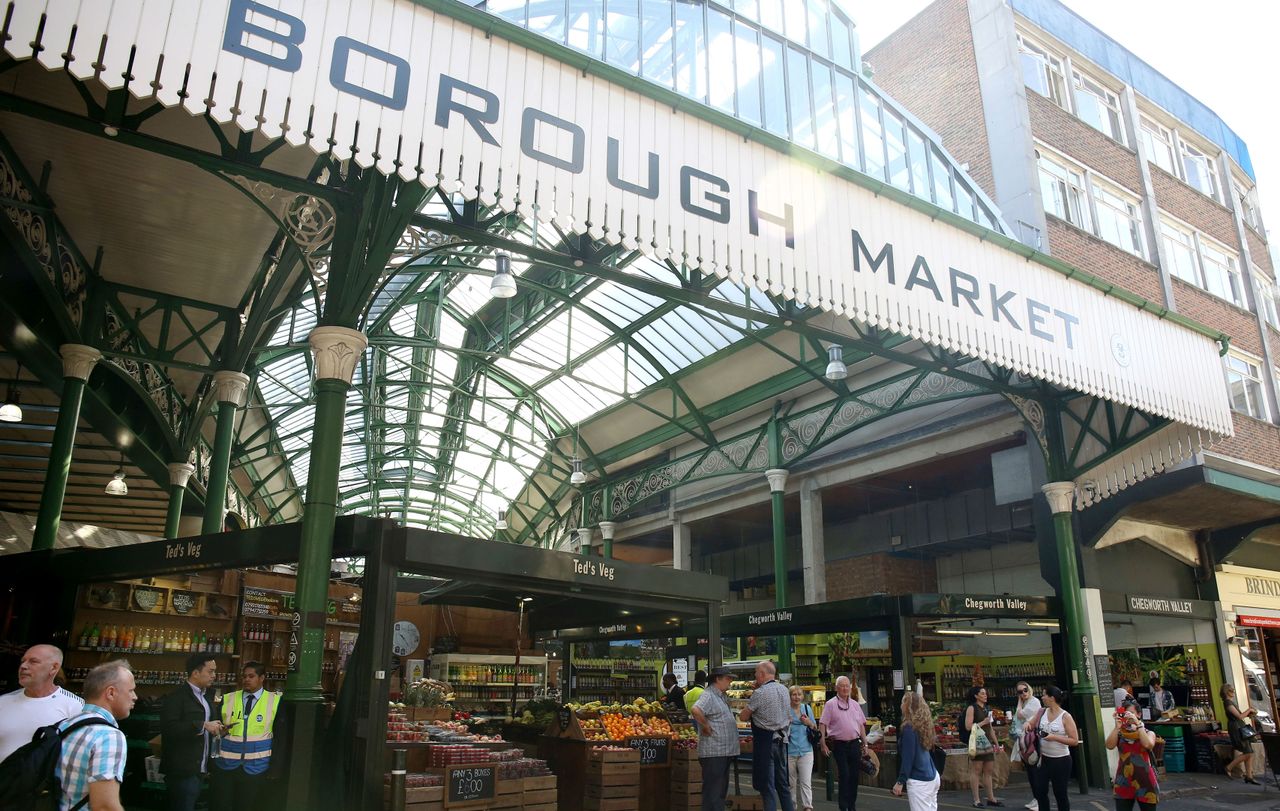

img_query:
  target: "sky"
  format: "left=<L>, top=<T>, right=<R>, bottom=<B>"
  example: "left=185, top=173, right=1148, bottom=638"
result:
left=848, top=0, right=1280, bottom=238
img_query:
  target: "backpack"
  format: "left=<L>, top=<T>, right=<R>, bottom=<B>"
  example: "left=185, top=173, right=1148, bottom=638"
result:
left=1020, top=709, right=1046, bottom=767
left=0, top=716, right=112, bottom=811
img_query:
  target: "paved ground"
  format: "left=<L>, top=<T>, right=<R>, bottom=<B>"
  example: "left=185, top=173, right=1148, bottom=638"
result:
left=782, top=771, right=1280, bottom=810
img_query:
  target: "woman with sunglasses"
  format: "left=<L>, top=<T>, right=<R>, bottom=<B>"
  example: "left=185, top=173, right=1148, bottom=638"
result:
left=1010, top=682, right=1042, bottom=811
left=1031, top=686, right=1078, bottom=810
left=1106, top=699, right=1158, bottom=810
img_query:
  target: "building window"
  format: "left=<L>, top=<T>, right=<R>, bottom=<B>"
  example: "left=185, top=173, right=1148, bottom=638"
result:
left=1072, top=70, right=1123, bottom=142
left=1159, top=219, right=1200, bottom=286
left=1018, top=33, right=1068, bottom=108
left=1179, top=139, right=1220, bottom=200
left=1235, top=179, right=1262, bottom=231
left=1254, top=269, right=1279, bottom=330
left=1092, top=181, right=1144, bottom=257
left=1139, top=115, right=1176, bottom=175
left=1037, top=149, right=1090, bottom=230
left=1198, top=238, right=1244, bottom=307
left=1226, top=353, right=1267, bottom=420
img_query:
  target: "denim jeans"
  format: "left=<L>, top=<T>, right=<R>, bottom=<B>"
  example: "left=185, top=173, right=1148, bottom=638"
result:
left=700, top=755, right=733, bottom=811
left=166, top=774, right=203, bottom=811
left=829, top=738, right=863, bottom=811
left=752, top=726, right=795, bottom=811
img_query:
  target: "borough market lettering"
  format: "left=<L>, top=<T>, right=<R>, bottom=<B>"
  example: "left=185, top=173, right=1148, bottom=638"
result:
left=853, top=232, right=1081, bottom=349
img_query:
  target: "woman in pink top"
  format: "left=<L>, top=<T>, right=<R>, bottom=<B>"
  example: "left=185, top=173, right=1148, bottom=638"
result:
left=820, top=676, right=867, bottom=811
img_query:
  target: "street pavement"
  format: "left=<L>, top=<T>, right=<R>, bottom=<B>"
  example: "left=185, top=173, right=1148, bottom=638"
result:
left=787, top=771, right=1280, bottom=810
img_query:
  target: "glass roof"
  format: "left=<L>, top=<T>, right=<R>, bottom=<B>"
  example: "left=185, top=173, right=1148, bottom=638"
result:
left=243, top=0, right=1011, bottom=542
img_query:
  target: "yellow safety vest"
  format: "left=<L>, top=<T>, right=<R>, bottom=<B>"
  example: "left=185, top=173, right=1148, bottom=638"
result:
left=216, top=690, right=281, bottom=775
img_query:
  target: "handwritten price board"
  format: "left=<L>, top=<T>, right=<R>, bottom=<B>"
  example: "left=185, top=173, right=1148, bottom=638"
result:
left=445, top=764, right=496, bottom=806
left=625, top=734, right=670, bottom=767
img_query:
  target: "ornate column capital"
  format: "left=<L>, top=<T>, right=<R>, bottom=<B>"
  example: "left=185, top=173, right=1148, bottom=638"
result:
left=60, top=344, right=101, bottom=381
left=210, top=370, right=251, bottom=407
left=167, top=462, right=196, bottom=489
left=1041, top=481, right=1077, bottom=515
left=765, top=468, right=790, bottom=494
left=598, top=521, right=617, bottom=541
left=309, top=326, right=368, bottom=384
left=576, top=527, right=595, bottom=550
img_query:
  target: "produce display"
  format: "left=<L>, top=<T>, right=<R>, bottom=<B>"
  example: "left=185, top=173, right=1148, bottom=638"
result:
left=383, top=773, right=444, bottom=787
left=726, top=681, right=754, bottom=700
left=497, top=758, right=554, bottom=779
left=565, top=696, right=667, bottom=715
left=385, top=708, right=507, bottom=744
left=402, top=678, right=453, bottom=707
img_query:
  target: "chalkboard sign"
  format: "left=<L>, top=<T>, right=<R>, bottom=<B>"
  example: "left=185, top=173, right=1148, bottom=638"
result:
left=558, top=706, right=573, bottom=732
left=625, top=734, right=670, bottom=767
left=1095, top=655, right=1115, bottom=708
left=445, top=765, right=496, bottom=806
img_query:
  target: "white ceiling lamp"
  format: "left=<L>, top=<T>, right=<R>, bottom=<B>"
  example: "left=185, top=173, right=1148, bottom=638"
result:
left=985, top=630, right=1030, bottom=637
left=570, top=458, right=586, bottom=486
left=1026, top=620, right=1060, bottom=628
left=495, top=509, right=508, bottom=531
left=0, top=363, right=23, bottom=423
left=824, top=345, right=848, bottom=381
left=935, top=628, right=982, bottom=636
left=104, top=455, right=128, bottom=496
left=490, top=252, right=517, bottom=299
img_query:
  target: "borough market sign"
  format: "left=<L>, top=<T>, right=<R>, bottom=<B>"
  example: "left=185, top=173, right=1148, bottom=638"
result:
left=0, top=0, right=1232, bottom=439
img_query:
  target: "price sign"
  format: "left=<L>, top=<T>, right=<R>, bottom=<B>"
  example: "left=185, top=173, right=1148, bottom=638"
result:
left=625, top=734, right=670, bottom=767
left=445, top=765, right=496, bottom=806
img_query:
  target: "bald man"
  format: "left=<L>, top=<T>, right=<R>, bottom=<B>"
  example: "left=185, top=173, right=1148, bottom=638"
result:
left=0, top=644, right=84, bottom=762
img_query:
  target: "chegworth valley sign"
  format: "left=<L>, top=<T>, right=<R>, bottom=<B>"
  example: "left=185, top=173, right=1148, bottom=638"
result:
left=1, top=0, right=1232, bottom=441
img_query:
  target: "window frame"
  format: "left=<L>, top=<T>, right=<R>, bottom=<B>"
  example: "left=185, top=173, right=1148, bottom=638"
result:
left=1091, top=178, right=1145, bottom=258
left=1017, top=32, right=1069, bottom=109
left=1036, top=147, right=1091, bottom=232
left=1253, top=266, right=1279, bottom=331
left=1178, top=137, right=1221, bottom=201
left=1196, top=234, right=1244, bottom=308
left=1226, top=351, right=1268, bottom=420
left=1071, top=68, right=1124, bottom=143
left=1159, top=216, right=1201, bottom=287
left=1234, top=177, right=1263, bottom=232
left=1138, top=114, right=1176, bottom=176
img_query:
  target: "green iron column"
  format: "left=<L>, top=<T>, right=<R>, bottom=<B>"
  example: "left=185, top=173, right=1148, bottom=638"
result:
left=1042, top=481, right=1102, bottom=790
left=284, top=326, right=365, bottom=809
left=765, top=467, right=792, bottom=675
left=32, top=345, right=101, bottom=551
left=201, top=370, right=250, bottom=535
left=598, top=521, right=616, bottom=560
left=163, top=462, right=196, bottom=539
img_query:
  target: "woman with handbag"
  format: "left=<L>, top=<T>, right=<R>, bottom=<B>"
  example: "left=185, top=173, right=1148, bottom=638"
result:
left=1030, top=685, right=1078, bottom=810
left=1011, top=682, right=1043, bottom=811
left=963, top=686, right=1003, bottom=808
left=892, top=690, right=941, bottom=811
left=787, top=686, right=818, bottom=811
left=1105, top=701, right=1159, bottom=810
left=1222, top=684, right=1260, bottom=784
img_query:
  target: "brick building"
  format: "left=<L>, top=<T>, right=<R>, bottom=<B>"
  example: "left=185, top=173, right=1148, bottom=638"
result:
left=869, top=0, right=1280, bottom=740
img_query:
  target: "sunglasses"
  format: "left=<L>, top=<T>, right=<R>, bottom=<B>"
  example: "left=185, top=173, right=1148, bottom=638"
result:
left=1017, top=688, right=1029, bottom=694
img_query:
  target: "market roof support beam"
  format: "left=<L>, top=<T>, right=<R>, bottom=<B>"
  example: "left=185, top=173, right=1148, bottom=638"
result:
left=32, top=344, right=101, bottom=551
left=201, top=371, right=250, bottom=535
left=164, top=462, right=196, bottom=539
left=284, top=325, right=367, bottom=809
left=799, top=479, right=827, bottom=605
left=765, top=457, right=792, bottom=675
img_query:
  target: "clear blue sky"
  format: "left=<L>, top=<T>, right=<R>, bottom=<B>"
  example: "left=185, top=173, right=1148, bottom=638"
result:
left=848, top=0, right=1280, bottom=247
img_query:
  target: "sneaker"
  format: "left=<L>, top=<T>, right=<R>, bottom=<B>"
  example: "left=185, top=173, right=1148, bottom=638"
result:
left=1025, top=801, right=1039, bottom=810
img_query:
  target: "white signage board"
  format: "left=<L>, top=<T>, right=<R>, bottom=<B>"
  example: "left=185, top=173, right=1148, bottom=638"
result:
left=2, top=0, right=1232, bottom=438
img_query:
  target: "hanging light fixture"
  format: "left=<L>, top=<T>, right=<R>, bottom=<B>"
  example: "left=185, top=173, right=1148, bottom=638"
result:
left=490, top=252, right=517, bottom=299
left=0, top=363, right=23, bottom=423
left=570, top=458, right=586, bottom=486
left=104, top=454, right=128, bottom=496
left=824, top=345, right=848, bottom=380
left=495, top=509, right=508, bottom=531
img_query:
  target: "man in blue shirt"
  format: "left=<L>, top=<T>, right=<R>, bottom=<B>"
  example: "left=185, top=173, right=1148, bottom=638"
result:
left=55, top=659, right=136, bottom=811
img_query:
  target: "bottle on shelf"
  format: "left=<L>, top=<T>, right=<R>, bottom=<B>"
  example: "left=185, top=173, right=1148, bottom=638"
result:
left=225, top=634, right=235, bottom=655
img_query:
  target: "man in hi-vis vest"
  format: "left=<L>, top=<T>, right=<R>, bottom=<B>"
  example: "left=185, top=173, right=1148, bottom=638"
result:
left=212, top=661, right=281, bottom=811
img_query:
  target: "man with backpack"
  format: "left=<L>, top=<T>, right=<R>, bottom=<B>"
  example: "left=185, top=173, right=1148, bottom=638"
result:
left=0, top=645, right=84, bottom=764
left=54, top=659, right=136, bottom=810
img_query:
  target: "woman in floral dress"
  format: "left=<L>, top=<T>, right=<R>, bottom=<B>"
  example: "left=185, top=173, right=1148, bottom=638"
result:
left=1105, top=701, right=1159, bottom=810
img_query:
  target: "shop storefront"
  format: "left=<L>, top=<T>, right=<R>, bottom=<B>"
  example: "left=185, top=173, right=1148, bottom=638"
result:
left=1215, top=565, right=1280, bottom=733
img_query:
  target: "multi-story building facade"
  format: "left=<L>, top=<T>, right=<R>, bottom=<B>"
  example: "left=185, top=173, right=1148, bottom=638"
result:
left=870, top=0, right=1280, bottom=747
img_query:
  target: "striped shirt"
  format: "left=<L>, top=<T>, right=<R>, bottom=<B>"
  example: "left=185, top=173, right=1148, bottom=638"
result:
left=53, top=704, right=126, bottom=811
left=747, top=680, right=792, bottom=733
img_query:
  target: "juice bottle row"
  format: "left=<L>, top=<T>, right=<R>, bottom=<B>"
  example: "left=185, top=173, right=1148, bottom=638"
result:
left=448, top=664, right=540, bottom=684
left=78, top=624, right=234, bottom=655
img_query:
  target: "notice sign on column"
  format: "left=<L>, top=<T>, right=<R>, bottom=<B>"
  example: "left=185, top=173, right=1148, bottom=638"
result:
left=288, top=611, right=300, bottom=673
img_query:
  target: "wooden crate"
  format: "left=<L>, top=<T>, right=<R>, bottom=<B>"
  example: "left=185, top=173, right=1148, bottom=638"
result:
left=384, top=785, right=445, bottom=804
left=585, top=761, right=640, bottom=779
left=405, top=802, right=444, bottom=811
left=491, top=796, right=523, bottom=810
left=584, top=782, right=638, bottom=800
left=669, top=794, right=702, bottom=810
left=524, top=805, right=557, bottom=811
left=726, top=795, right=764, bottom=811
left=668, top=760, right=701, bottom=782
left=524, top=789, right=557, bottom=805
left=582, top=798, right=634, bottom=811
left=669, top=774, right=702, bottom=794
left=588, top=749, right=640, bottom=763
left=523, top=776, right=558, bottom=791
left=497, top=779, right=524, bottom=795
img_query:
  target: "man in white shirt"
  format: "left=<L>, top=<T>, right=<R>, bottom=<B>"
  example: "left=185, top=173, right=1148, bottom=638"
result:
left=0, top=644, right=84, bottom=763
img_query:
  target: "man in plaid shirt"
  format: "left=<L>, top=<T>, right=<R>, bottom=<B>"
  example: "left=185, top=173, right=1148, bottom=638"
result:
left=55, top=660, right=136, bottom=811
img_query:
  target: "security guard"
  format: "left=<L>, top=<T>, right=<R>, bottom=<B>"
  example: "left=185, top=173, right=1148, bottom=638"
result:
left=212, top=661, right=281, bottom=811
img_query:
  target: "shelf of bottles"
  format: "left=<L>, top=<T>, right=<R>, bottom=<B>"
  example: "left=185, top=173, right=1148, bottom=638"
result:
left=64, top=667, right=241, bottom=687
left=940, top=662, right=1054, bottom=702
left=569, top=657, right=661, bottom=701
left=429, top=654, right=547, bottom=707
left=1184, top=655, right=1213, bottom=719
left=75, top=625, right=236, bottom=657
